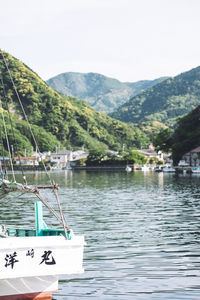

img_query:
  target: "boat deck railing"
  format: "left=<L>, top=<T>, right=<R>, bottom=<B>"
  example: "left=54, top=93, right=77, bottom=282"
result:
left=0, top=224, right=65, bottom=238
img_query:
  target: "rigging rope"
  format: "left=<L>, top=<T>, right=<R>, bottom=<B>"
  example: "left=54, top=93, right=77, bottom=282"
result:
left=0, top=71, right=27, bottom=185
left=35, top=190, right=69, bottom=230
left=0, top=97, right=16, bottom=182
left=53, top=184, right=70, bottom=235
left=0, top=128, right=8, bottom=179
left=0, top=49, right=70, bottom=238
left=0, top=50, right=53, bottom=186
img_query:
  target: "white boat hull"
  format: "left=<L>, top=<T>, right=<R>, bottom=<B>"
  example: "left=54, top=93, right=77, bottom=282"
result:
left=0, top=275, right=58, bottom=299
left=0, top=235, right=85, bottom=298
left=141, top=166, right=150, bottom=171
left=125, top=166, right=132, bottom=172
left=163, top=167, right=175, bottom=172
left=191, top=168, right=200, bottom=173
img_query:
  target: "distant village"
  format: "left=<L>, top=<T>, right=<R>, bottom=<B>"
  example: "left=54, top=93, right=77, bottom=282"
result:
left=0, top=145, right=200, bottom=173
left=7, top=149, right=89, bottom=170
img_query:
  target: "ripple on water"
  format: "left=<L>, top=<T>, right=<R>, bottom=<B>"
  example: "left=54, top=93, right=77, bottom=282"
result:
left=1, top=171, right=200, bottom=299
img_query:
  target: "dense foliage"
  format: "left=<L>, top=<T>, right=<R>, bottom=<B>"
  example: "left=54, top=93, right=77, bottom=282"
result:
left=86, top=149, right=147, bottom=166
left=122, top=150, right=147, bottom=165
left=47, top=72, right=167, bottom=114
left=0, top=114, right=59, bottom=155
left=110, top=67, right=200, bottom=128
left=153, top=106, right=200, bottom=165
left=0, top=51, right=150, bottom=154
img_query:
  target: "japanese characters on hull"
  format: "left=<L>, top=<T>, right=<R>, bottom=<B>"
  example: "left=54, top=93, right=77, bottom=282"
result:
left=4, top=249, right=56, bottom=270
left=0, top=246, right=58, bottom=280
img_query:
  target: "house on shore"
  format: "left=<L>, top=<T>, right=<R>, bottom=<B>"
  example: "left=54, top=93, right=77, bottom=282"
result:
left=14, top=156, right=39, bottom=166
left=50, top=150, right=73, bottom=169
left=50, top=150, right=88, bottom=168
left=138, top=149, right=166, bottom=164
left=182, top=146, right=200, bottom=167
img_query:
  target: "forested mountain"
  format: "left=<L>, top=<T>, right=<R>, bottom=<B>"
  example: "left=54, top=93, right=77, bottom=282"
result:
left=0, top=51, right=149, bottom=154
left=46, top=72, right=167, bottom=113
left=153, top=105, right=200, bottom=165
left=110, top=66, right=200, bottom=128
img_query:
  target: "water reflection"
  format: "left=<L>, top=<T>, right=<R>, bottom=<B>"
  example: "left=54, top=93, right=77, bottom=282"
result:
left=1, top=171, right=200, bottom=299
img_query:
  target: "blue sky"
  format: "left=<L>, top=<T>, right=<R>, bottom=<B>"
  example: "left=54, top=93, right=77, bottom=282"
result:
left=1, top=0, right=200, bottom=82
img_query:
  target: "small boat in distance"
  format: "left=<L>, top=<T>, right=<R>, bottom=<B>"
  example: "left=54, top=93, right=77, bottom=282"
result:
left=125, top=166, right=132, bottom=172
left=66, top=163, right=72, bottom=170
left=154, top=166, right=163, bottom=172
left=163, top=165, right=176, bottom=173
left=141, top=165, right=150, bottom=171
left=191, top=167, right=200, bottom=173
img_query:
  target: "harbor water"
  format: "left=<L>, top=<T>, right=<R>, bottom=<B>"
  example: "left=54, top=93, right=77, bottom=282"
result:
left=1, top=170, right=200, bottom=299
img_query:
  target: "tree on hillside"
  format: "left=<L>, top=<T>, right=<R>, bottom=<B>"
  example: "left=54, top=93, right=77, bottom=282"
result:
left=122, top=150, right=147, bottom=165
left=153, top=128, right=173, bottom=153
left=86, top=148, right=107, bottom=166
left=153, top=105, right=200, bottom=165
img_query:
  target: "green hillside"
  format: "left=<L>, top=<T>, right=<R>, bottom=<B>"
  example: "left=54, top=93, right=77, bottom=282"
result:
left=110, top=67, right=200, bottom=127
left=153, top=105, right=200, bottom=165
left=0, top=51, right=149, bottom=154
left=47, top=72, right=167, bottom=114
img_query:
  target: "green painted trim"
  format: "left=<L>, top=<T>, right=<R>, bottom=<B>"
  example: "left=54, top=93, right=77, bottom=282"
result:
left=35, top=201, right=48, bottom=236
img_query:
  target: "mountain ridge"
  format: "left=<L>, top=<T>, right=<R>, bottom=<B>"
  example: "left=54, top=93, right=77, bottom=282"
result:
left=110, top=66, right=200, bottom=127
left=46, top=72, right=168, bottom=113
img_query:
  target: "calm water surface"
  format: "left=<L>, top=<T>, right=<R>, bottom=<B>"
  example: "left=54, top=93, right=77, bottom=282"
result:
left=1, top=170, right=200, bottom=299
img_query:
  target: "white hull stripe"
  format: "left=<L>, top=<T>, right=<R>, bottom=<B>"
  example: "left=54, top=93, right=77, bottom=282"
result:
left=0, top=275, right=58, bottom=296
